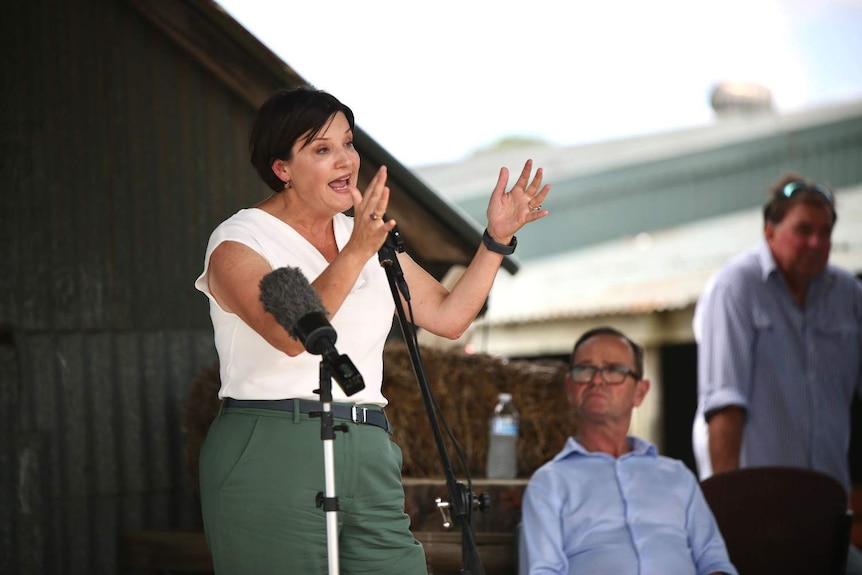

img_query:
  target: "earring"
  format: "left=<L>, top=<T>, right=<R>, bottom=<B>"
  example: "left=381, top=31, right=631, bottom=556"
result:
left=284, top=180, right=292, bottom=189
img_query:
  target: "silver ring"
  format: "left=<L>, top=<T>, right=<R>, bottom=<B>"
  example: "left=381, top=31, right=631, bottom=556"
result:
left=531, top=204, right=542, bottom=212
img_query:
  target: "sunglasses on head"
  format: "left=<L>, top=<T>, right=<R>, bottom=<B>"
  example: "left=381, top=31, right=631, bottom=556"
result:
left=781, top=180, right=834, bottom=204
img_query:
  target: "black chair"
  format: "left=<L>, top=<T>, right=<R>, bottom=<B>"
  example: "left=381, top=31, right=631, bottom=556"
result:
left=700, top=466, right=852, bottom=575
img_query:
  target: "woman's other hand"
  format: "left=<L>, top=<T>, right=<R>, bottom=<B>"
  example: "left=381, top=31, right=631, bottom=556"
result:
left=345, top=165, right=398, bottom=260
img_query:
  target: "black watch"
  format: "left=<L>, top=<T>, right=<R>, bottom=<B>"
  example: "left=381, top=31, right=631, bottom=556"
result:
left=482, top=228, right=517, bottom=255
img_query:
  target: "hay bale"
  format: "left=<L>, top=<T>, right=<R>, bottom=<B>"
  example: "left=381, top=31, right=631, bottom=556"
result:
left=382, top=341, right=575, bottom=478
left=183, top=361, right=220, bottom=491
left=183, top=343, right=576, bottom=486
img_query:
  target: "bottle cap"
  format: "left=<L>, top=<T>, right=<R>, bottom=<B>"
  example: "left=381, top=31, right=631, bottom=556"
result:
left=498, top=392, right=512, bottom=401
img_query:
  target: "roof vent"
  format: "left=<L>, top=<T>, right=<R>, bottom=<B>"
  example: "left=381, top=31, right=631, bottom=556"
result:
left=710, top=81, right=774, bottom=118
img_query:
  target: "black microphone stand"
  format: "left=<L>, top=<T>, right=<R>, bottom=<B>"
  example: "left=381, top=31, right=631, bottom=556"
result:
left=378, top=231, right=488, bottom=575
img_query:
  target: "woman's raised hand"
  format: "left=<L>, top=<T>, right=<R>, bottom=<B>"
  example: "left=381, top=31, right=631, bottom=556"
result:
left=485, top=159, right=550, bottom=243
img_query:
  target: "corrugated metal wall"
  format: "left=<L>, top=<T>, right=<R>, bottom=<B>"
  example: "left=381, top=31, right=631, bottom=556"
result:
left=455, top=114, right=862, bottom=260
left=9, top=331, right=217, bottom=574
left=2, top=0, right=268, bottom=572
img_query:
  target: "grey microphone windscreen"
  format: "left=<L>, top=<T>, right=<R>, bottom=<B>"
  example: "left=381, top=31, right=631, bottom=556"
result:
left=259, top=267, right=328, bottom=340
left=258, top=266, right=364, bottom=395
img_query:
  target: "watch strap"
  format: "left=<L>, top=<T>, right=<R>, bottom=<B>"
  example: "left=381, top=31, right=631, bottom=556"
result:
left=482, top=228, right=517, bottom=255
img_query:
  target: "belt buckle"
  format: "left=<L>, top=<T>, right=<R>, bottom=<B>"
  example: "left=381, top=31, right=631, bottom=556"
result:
left=351, top=405, right=367, bottom=424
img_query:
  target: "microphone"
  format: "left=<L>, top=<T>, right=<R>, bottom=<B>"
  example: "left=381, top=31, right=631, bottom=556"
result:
left=378, top=214, right=410, bottom=300
left=259, top=267, right=365, bottom=396
left=381, top=214, right=405, bottom=254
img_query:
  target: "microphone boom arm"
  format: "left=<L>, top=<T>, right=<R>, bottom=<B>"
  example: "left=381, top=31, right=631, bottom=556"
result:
left=378, top=244, right=487, bottom=575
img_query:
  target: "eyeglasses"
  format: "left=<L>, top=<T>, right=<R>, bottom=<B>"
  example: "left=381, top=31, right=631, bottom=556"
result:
left=782, top=180, right=834, bottom=204
left=569, top=364, right=641, bottom=385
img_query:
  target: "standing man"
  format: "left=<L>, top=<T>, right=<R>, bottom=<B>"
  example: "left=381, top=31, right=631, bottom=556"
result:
left=520, top=327, right=736, bottom=575
left=692, top=173, right=862, bottom=573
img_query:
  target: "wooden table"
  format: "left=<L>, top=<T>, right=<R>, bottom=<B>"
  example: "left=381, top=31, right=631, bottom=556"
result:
left=122, top=530, right=515, bottom=575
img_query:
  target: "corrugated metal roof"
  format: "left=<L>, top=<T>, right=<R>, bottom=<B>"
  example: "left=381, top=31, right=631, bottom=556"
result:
left=417, top=99, right=862, bottom=200
left=417, top=99, right=862, bottom=261
left=480, top=183, right=862, bottom=326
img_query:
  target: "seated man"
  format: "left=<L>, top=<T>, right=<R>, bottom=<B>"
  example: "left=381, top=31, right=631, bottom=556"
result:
left=519, top=327, right=736, bottom=575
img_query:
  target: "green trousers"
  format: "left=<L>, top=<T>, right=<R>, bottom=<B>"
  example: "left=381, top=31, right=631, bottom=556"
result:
left=199, top=404, right=427, bottom=574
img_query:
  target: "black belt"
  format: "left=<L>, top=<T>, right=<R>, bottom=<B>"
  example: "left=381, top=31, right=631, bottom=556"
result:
left=223, top=398, right=393, bottom=435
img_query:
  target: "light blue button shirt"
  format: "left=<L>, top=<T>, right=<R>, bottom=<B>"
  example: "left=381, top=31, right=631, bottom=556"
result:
left=520, top=437, right=737, bottom=575
left=693, top=239, right=862, bottom=494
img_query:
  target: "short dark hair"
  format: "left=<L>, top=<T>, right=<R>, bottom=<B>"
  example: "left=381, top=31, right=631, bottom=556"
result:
left=570, top=326, right=644, bottom=379
left=249, top=87, right=355, bottom=192
left=762, top=171, right=837, bottom=226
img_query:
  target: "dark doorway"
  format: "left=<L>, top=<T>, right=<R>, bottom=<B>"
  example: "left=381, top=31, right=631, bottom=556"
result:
left=854, top=274, right=862, bottom=485
left=660, top=342, right=699, bottom=474
left=851, top=397, right=862, bottom=484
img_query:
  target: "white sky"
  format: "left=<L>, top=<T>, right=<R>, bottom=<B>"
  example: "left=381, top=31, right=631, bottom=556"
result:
left=216, top=0, right=862, bottom=168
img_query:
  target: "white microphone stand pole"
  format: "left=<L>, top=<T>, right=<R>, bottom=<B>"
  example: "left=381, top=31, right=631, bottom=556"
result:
left=313, top=361, right=347, bottom=575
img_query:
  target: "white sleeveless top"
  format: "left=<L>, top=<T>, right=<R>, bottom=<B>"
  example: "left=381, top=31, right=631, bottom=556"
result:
left=195, top=209, right=394, bottom=405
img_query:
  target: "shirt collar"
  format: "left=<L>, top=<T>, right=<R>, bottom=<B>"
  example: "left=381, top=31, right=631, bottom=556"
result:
left=556, top=436, right=658, bottom=461
left=755, top=238, right=777, bottom=282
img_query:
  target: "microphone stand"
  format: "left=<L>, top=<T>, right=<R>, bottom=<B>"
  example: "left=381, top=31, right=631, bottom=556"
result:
left=311, top=361, right=348, bottom=575
left=259, top=266, right=366, bottom=575
left=310, top=350, right=362, bottom=575
left=378, top=234, right=488, bottom=575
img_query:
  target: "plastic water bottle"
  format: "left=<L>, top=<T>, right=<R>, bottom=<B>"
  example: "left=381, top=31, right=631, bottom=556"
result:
left=486, top=392, right=519, bottom=479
